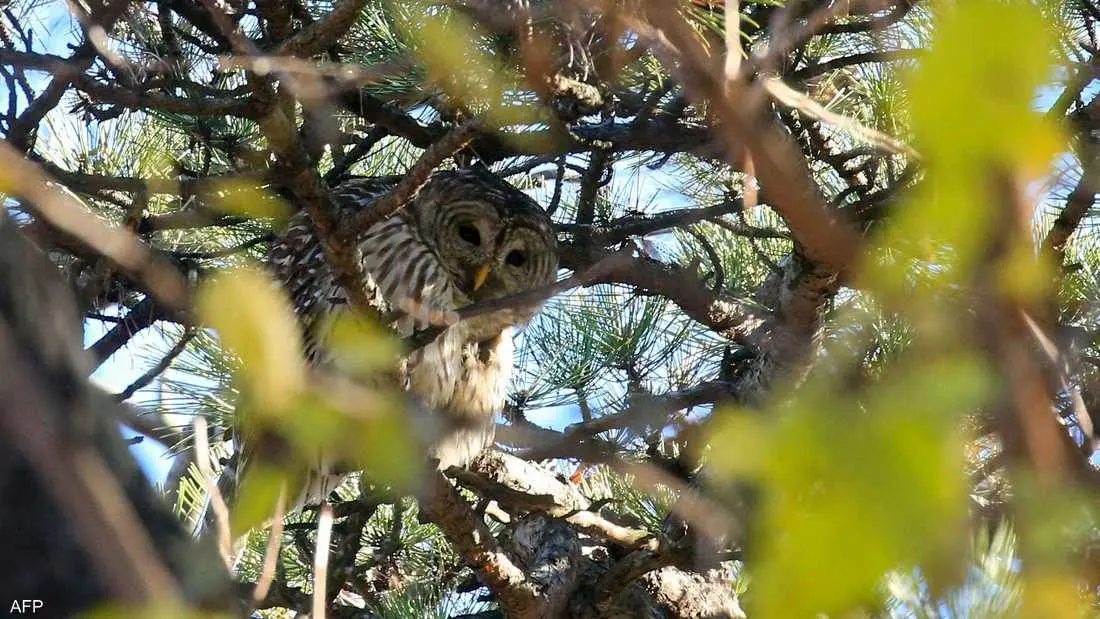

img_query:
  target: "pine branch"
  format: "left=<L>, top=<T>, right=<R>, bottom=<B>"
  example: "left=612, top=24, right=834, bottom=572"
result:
left=276, top=0, right=368, bottom=58
left=87, top=296, right=166, bottom=365
left=787, top=48, right=922, bottom=82
left=0, top=144, right=192, bottom=312
left=0, top=208, right=233, bottom=613
left=419, top=472, right=542, bottom=619
left=637, top=3, right=863, bottom=273
left=114, top=328, right=196, bottom=401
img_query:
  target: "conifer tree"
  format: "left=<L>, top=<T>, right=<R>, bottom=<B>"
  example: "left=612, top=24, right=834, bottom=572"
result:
left=3, top=1, right=1100, bottom=617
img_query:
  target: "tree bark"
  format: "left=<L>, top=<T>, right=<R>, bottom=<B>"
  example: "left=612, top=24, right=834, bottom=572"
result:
left=0, top=213, right=234, bottom=614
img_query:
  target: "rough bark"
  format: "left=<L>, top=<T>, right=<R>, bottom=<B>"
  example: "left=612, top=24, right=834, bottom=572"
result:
left=445, top=452, right=747, bottom=618
left=0, top=213, right=234, bottom=614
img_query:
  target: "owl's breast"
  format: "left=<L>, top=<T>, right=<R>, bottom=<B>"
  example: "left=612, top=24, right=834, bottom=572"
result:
left=454, top=326, right=514, bottom=420
left=406, top=323, right=513, bottom=421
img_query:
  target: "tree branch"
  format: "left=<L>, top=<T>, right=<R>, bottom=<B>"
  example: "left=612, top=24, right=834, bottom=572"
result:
left=0, top=144, right=192, bottom=312
left=787, top=48, right=921, bottom=83
left=114, top=329, right=196, bottom=400
left=419, top=473, right=542, bottom=619
left=276, top=0, right=367, bottom=58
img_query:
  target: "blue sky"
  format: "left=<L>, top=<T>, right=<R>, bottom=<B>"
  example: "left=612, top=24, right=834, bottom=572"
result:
left=84, top=311, right=179, bottom=484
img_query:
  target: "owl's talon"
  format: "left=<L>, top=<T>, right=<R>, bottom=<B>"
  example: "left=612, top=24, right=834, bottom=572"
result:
left=398, top=297, right=458, bottom=327
left=437, top=309, right=460, bottom=325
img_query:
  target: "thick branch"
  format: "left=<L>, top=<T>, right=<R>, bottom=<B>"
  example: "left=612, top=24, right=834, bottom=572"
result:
left=87, top=296, right=165, bottom=365
left=276, top=0, right=367, bottom=58
left=419, top=473, right=542, bottom=619
left=334, top=88, right=718, bottom=161
left=573, top=250, right=764, bottom=343
left=1043, top=172, right=1098, bottom=260
left=788, top=49, right=921, bottom=83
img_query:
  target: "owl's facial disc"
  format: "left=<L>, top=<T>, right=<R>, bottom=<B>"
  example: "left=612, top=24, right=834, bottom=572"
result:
left=465, top=226, right=555, bottom=304
left=437, top=208, right=496, bottom=294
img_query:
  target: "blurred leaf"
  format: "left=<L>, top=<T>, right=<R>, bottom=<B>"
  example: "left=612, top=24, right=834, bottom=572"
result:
left=355, top=403, right=421, bottom=491
left=712, top=355, right=992, bottom=617
left=275, top=389, right=418, bottom=492
left=196, top=267, right=305, bottom=413
left=85, top=604, right=230, bottom=619
left=909, top=0, right=1061, bottom=173
left=392, top=2, right=542, bottom=133
left=232, top=463, right=289, bottom=535
left=863, top=0, right=1064, bottom=311
left=198, top=179, right=292, bottom=221
left=325, top=312, right=404, bottom=377
left=1019, top=572, right=1088, bottom=618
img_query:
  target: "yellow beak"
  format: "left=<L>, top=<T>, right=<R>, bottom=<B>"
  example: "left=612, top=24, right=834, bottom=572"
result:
left=472, top=262, right=492, bottom=291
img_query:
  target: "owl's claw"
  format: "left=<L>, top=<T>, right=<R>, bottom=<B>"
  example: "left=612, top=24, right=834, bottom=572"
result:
left=398, top=297, right=459, bottom=326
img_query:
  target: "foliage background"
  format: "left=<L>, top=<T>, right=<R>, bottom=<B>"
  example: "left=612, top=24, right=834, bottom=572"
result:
left=2, top=0, right=1100, bottom=617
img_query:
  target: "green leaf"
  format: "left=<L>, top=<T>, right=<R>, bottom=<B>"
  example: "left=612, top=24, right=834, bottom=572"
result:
left=232, top=463, right=289, bottom=535
left=712, top=356, right=993, bottom=617
left=862, top=0, right=1064, bottom=315
left=198, top=179, right=292, bottom=221
left=196, top=267, right=305, bottom=414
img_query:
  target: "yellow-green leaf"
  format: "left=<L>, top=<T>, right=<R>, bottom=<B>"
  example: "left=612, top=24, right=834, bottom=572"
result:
left=199, top=179, right=291, bottom=220
left=196, top=267, right=304, bottom=412
left=325, top=312, right=403, bottom=378
left=713, top=356, right=992, bottom=617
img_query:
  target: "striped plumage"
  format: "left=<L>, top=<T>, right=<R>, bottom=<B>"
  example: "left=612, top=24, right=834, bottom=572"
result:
left=264, top=168, right=558, bottom=505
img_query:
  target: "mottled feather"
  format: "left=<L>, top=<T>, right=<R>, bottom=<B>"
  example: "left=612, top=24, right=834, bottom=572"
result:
left=260, top=169, right=557, bottom=506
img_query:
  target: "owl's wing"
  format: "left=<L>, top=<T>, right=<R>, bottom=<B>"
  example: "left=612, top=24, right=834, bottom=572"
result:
left=223, top=179, right=416, bottom=511
left=267, top=178, right=400, bottom=358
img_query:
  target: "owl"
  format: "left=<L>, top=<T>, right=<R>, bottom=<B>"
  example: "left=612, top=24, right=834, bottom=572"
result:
left=263, top=167, right=558, bottom=505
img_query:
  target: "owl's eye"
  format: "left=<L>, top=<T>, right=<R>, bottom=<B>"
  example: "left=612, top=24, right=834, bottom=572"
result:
left=505, top=249, right=526, bottom=267
left=457, top=223, right=481, bottom=246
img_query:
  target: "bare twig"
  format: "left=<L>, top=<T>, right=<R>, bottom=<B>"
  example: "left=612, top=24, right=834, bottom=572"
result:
left=88, top=297, right=167, bottom=366
left=6, top=0, right=129, bottom=150
left=115, top=329, right=196, bottom=401
left=313, top=502, right=334, bottom=619
left=754, top=0, right=895, bottom=74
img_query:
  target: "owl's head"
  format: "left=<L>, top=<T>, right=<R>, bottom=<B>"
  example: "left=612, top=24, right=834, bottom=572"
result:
left=411, top=169, right=558, bottom=307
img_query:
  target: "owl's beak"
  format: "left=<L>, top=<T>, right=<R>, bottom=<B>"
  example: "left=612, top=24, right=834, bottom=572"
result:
left=472, top=262, right=492, bottom=291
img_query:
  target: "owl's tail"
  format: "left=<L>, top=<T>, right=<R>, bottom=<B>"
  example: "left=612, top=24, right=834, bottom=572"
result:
left=430, top=416, right=497, bottom=471
left=193, top=452, right=241, bottom=539
left=194, top=453, right=346, bottom=540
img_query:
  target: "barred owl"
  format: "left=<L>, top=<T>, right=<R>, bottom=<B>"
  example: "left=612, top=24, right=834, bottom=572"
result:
left=265, top=168, right=558, bottom=504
